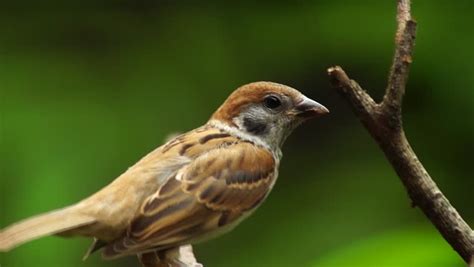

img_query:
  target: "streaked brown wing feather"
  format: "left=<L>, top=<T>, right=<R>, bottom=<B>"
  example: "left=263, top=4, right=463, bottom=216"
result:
left=102, top=138, right=276, bottom=259
left=182, top=142, right=275, bottom=212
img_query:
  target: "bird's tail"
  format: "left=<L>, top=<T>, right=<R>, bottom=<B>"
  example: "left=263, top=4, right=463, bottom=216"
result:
left=0, top=205, right=96, bottom=252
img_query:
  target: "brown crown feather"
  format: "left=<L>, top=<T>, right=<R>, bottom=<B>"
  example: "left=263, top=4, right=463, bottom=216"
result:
left=210, top=81, right=302, bottom=124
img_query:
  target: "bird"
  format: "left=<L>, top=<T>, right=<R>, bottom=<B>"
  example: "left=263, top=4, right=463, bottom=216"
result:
left=0, top=81, right=329, bottom=266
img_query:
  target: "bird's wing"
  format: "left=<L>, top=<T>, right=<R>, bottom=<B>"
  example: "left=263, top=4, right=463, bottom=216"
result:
left=102, top=139, right=276, bottom=259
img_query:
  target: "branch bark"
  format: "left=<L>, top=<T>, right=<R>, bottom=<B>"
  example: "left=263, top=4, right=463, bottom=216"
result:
left=327, top=0, right=474, bottom=263
left=138, top=245, right=203, bottom=267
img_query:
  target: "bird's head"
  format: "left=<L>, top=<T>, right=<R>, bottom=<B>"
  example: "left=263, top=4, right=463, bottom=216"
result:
left=210, top=82, right=329, bottom=150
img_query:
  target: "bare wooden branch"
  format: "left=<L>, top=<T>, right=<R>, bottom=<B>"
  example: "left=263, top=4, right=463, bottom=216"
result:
left=138, top=245, right=203, bottom=267
left=382, top=0, right=417, bottom=129
left=327, top=0, right=474, bottom=263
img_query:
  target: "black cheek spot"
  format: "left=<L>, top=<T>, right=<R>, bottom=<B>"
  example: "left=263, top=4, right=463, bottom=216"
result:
left=243, top=117, right=267, bottom=135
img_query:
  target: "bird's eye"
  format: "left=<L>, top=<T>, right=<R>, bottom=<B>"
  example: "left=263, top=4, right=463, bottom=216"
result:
left=263, top=95, right=282, bottom=109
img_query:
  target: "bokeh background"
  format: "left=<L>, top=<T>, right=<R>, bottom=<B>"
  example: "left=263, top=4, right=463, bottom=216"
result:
left=0, top=1, right=472, bottom=266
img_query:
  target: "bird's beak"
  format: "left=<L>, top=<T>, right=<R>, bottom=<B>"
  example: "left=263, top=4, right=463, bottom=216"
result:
left=294, top=96, right=329, bottom=118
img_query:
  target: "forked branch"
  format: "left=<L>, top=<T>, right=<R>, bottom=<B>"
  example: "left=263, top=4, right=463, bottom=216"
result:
left=327, top=0, right=474, bottom=263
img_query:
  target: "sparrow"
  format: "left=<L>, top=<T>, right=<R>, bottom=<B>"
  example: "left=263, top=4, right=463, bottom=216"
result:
left=0, top=82, right=329, bottom=265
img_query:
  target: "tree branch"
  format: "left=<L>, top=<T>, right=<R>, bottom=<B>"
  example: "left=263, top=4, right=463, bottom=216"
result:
left=382, top=0, right=417, bottom=130
left=327, top=0, right=474, bottom=263
left=138, top=245, right=203, bottom=267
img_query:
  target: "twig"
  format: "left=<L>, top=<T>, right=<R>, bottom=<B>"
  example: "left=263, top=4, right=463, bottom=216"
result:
left=138, top=245, right=203, bottom=267
left=327, top=0, right=474, bottom=263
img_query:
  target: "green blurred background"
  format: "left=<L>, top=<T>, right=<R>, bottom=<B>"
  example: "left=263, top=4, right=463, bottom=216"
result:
left=0, top=1, right=472, bottom=266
